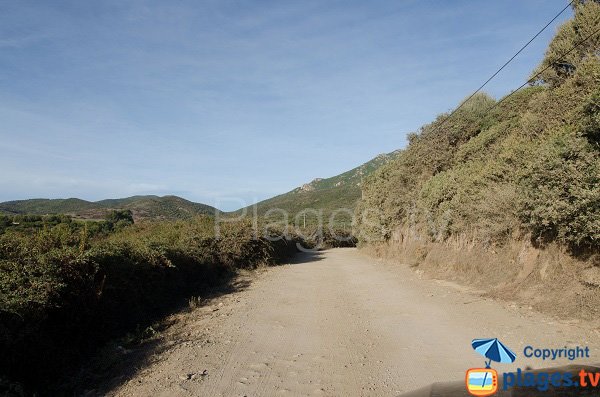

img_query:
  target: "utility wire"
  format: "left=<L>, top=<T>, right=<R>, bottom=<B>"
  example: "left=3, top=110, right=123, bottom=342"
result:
left=431, top=0, right=575, bottom=132
left=488, top=24, right=600, bottom=112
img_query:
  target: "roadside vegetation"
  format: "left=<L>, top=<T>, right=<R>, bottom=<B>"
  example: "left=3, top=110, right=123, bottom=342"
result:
left=0, top=207, right=355, bottom=394
left=0, top=213, right=298, bottom=394
left=356, top=2, right=600, bottom=321
left=356, top=1, right=599, bottom=253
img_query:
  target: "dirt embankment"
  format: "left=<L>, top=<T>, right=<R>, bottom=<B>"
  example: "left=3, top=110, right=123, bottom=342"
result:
left=362, top=232, right=600, bottom=323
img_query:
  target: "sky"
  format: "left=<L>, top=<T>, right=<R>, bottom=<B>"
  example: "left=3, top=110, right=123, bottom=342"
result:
left=0, top=0, right=573, bottom=211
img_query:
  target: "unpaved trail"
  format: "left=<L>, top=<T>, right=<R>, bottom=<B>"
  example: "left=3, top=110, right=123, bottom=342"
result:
left=107, top=248, right=600, bottom=396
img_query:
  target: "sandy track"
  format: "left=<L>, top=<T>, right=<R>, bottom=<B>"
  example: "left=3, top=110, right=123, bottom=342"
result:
left=107, top=248, right=600, bottom=396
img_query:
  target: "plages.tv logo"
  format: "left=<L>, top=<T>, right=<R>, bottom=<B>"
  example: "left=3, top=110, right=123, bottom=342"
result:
left=466, top=338, right=517, bottom=396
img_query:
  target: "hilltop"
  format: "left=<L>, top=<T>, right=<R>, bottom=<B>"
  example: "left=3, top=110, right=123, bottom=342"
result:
left=0, top=195, right=218, bottom=220
left=0, top=147, right=400, bottom=224
left=238, top=150, right=400, bottom=224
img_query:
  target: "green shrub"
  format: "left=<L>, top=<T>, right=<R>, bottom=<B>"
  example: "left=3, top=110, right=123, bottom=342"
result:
left=519, top=130, right=600, bottom=248
left=0, top=217, right=299, bottom=394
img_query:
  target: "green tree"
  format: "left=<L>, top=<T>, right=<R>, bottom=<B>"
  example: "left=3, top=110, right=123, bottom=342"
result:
left=104, top=209, right=134, bottom=231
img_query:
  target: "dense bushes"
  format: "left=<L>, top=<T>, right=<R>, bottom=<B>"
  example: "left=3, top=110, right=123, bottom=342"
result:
left=0, top=214, right=75, bottom=234
left=295, top=226, right=358, bottom=249
left=520, top=130, right=600, bottom=248
left=0, top=217, right=298, bottom=394
left=0, top=210, right=134, bottom=237
left=356, top=3, right=600, bottom=251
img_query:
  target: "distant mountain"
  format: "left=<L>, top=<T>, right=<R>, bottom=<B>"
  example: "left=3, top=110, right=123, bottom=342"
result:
left=238, top=150, right=400, bottom=224
left=0, top=195, right=219, bottom=220
left=0, top=198, right=98, bottom=215
left=1, top=152, right=399, bottom=223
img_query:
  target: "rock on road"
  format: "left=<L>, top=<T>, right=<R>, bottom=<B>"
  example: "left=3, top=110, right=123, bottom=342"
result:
left=108, top=248, right=599, bottom=396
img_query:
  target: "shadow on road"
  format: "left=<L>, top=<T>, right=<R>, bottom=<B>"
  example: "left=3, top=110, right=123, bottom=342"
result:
left=62, top=270, right=253, bottom=396
left=64, top=251, right=320, bottom=395
left=287, top=249, right=326, bottom=265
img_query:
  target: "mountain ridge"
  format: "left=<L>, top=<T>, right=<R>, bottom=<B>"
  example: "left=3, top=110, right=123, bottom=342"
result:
left=1, top=150, right=401, bottom=222
left=238, top=150, right=401, bottom=223
left=0, top=195, right=219, bottom=221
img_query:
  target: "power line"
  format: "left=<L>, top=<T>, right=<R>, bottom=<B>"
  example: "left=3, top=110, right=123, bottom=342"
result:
left=488, top=24, right=600, bottom=112
left=431, top=0, right=575, bottom=132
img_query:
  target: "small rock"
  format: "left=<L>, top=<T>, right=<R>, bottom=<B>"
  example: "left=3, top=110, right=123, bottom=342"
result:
left=188, top=370, right=208, bottom=380
left=179, top=372, right=196, bottom=381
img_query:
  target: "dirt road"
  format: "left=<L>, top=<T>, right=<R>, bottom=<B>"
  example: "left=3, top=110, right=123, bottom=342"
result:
left=106, top=248, right=600, bottom=396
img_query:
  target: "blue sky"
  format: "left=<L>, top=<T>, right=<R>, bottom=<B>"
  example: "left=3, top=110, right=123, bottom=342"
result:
left=0, top=0, right=572, bottom=211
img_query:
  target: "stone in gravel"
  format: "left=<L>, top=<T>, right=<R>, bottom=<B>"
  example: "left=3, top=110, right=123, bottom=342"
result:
left=179, top=373, right=195, bottom=381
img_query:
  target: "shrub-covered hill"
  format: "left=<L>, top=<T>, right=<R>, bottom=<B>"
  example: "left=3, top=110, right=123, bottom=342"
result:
left=356, top=1, right=600, bottom=252
left=237, top=150, right=400, bottom=224
left=0, top=195, right=219, bottom=221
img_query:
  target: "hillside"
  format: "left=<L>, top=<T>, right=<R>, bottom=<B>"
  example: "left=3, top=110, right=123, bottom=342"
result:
left=353, top=1, right=600, bottom=337
left=0, top=149, right=400, bottom=223
left=0, top=195, right=219, bottom=220
left=238, top=150, right=400, bottom=224
left=356, top=1, right=600, bottom=251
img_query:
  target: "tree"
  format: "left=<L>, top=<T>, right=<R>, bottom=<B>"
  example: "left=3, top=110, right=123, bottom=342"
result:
left=104, top=210, right=134, bottom=231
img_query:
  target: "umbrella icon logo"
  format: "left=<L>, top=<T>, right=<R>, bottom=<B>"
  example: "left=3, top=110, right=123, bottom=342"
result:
left=466, top=338, right=517, bottom=396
